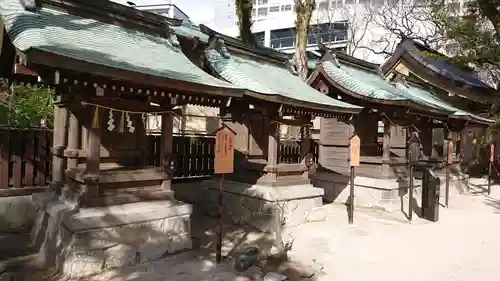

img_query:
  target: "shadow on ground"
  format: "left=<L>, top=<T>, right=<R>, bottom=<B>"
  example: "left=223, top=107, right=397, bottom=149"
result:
left=0, top=203, right=318, bottom=281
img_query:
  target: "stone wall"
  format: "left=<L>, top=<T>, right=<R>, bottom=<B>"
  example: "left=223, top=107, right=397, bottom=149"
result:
left=0, top=195, right=37, bottom=255
left=0, top=195, right=37, bottom=233
left=174, top=180, right=325, bottom=232
left=31, top=193, right=193, bottom=278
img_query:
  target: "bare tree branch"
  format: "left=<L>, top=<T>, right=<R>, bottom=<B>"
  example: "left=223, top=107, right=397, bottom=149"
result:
left=369, top=0, right=447, bottom=59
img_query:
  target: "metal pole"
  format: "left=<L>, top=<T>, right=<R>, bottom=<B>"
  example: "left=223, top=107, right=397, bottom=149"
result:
left=445, top=163, right=450, bottom=208
left=409, top=164, right=413, bottom=222
left=216, top=174, right=224, bottom=263
left=349, top=165, right=355, bottom=224
left=488, top=161, right=492, bottom=196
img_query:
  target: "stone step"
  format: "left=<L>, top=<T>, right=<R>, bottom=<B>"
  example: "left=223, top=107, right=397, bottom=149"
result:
left=82, top=188, right=174, bottom=207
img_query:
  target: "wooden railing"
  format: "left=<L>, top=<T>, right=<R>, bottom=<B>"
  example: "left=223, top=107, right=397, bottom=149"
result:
left=145, top=134, right=215, bottom=179
left=0, top=127, right=52, bottom=195
left=0, top=127, right=319, bottom=196
left=279, top=139, right=319, bottom=164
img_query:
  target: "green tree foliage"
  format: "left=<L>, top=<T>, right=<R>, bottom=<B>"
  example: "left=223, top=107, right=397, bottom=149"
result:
left=0, top=83, right=54, bottom=128
left=429, top=1, right=500, bottom=71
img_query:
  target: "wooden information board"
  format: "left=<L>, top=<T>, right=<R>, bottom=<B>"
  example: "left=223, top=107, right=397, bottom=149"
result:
left=491, top=143, right=495, bottom=163
left=349, top=134, right=360, bottom=167
left=447, top=141, right=454, bottom=164
left=214, top=125, right=236, bottom=174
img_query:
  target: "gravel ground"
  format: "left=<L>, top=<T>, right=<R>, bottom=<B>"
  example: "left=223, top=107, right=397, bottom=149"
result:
left=3, top=178, right=500, bottom=281
left=287, top=178, right=500, bottom=281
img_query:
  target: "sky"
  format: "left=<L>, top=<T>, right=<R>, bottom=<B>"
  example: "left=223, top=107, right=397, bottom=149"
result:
left=112, top=0, right=218, bottom=24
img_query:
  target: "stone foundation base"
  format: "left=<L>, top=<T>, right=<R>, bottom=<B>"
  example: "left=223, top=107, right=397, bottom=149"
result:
left=0, top=195, right=38, bottom=256
left=31, top=193, right=193, bottom=278
left=174, top=179, right=324, bottom=231
left=313, top=172, right=408, bottom=212
left=313, top=170, right=470, bottom=212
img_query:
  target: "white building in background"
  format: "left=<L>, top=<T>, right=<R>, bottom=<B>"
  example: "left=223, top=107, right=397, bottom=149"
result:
left=113, top=0, right=476, bottom=135
left=116, top=0, right=475, bottom=63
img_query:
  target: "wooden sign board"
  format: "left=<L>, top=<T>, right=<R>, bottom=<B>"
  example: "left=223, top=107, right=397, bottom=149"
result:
left=447, top=141, right=454, bottom=164
left=214, top=125, right=236, bottom=174
left=349, top=134, right=360, bottom=167
left=491, top=143, right=495, bottom=163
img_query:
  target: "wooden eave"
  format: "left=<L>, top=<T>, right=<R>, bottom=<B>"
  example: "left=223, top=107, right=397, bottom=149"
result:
left=398, top=52, right=494, bottom=104
left=20, top=48, right=243, bottom=99
left=243, top=90, right=360, bottom=116
left=382, top=41, right=496, bottom=104
left=311, top=65, right=451, bottom=119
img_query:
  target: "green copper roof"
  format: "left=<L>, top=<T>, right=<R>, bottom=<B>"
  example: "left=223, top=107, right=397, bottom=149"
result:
left=320, top=60, right=452, bottom=113
left=171, top=21, right=209, bottom=42
left=205, top=49, right=362, bottom=113
left=395, top=83, right=494, bottom=124
left=0, top=0, right=241, bottom=91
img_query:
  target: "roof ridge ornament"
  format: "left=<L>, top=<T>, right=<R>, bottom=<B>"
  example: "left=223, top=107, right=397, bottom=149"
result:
left=393, top=74, right=410, bottom=88
left=20, top=0, right=39, bottom=12
left=322, top=50, right=340, bottom=68
left=166, top=26, right=180, bottom=47
left=286, top=59, right=298, bottom=75
left=209, top=35, right=231, bottom=59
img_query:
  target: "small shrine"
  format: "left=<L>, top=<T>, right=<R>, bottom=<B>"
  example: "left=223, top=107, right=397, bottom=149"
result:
left=169, top=23, right=363, bottom=230
left=307, top=45, right=493, bottom=211
left=381, top=38, right=497, bottom=170
left=0, top=0, right=246, bottom=277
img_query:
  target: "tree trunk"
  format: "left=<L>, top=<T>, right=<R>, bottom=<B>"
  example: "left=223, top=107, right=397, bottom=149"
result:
left=236, top=0, right=255, bottom=46
left=294, top=0, right=316, bottom=81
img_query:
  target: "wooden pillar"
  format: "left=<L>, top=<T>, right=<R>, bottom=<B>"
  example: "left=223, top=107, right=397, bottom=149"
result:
left=51, top=105, right=68, bottom=191
left=161, top=112, right=173, bottom=191
left=264, top=120, right=279, bottom=181
left=442, top=128, right=451, bottom=160
left=419, top=119, right=433, bottom=158
left=84, top=122, right=101, bottom=198
left=67, top=109, right=80, bottom=169
left=382, top=119, right=391, bottom=176
left=300, top=123, right=311, bottom=178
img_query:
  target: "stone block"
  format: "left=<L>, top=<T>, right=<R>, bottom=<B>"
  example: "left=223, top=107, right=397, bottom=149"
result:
left=168, top=233, right=192, bottom=254
left=164, top=215, right=190, bottom=236
left=104, top=244, right=137, bottom=269
left=0, top=195, right=36, bottom=232
left=72, top=229, right=120, bottom=250
left=62, top=250, right=105, bottom=278
left=138, top=236, right=171, bottom=263
left=31, top=208, right=49, bottom=249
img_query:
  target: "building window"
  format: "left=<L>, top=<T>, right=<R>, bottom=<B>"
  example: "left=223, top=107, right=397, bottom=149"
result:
left=257, top=7, right=268, bottom=16
left=253, top=32, right=265, bottom=46
left=281, top=4, right=292, bottom=11
left=269, top=5, right=280, bottom=12
left=308, top=22, right=348, bottom=45
left=445, top=43, right=459, bottom=57
left=331, top=0, right=342, bottom=8
left=318, top=1, right=329, bottom=10
left=251, top=8, right=255, bottom=17
left=270, top=28, right=295, bottom=48
left=344, top=0, right=355, bottom=5
left=447, top=2, right=460, bottom=14
left=258, top=0, right=268, bottom=5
